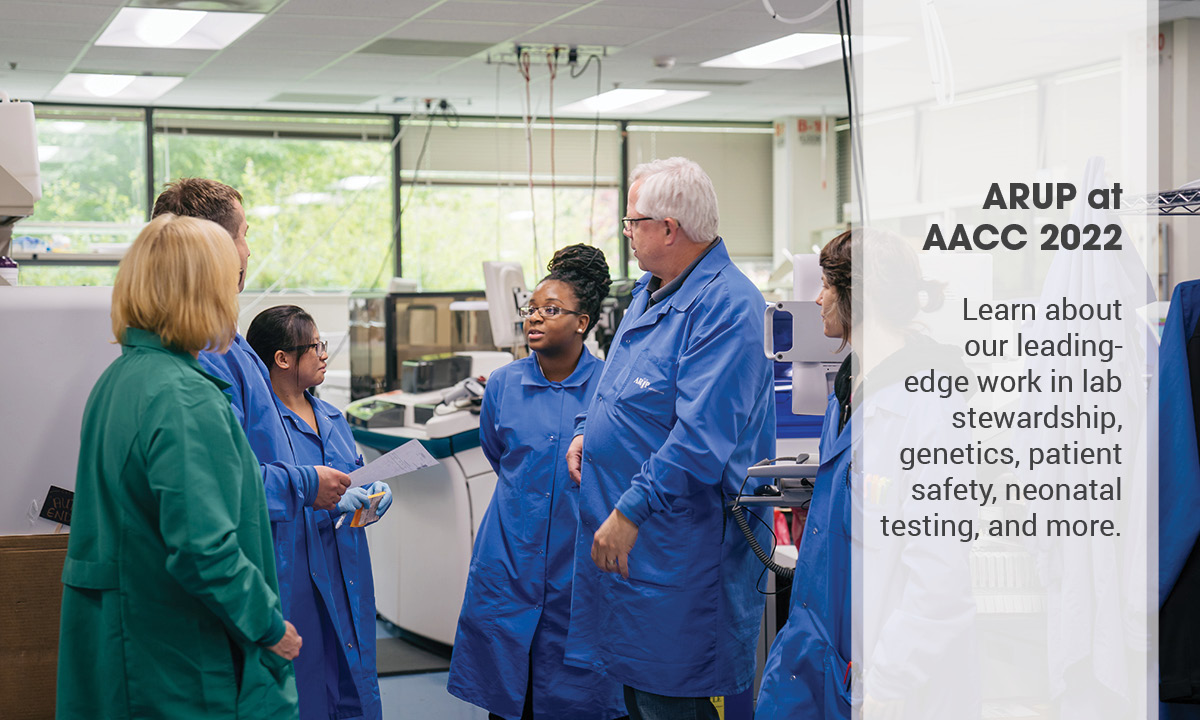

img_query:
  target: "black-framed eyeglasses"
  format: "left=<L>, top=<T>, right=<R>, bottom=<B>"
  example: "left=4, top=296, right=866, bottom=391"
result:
left=285, top=340, right=328, bottom=355
left=518, top=305, right=584, bottom=319
left=621, top=216, right=657, bottom=232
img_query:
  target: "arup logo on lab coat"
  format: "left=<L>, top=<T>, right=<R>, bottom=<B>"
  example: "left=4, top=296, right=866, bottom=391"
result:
left=634, top=377, right=651, bottom=389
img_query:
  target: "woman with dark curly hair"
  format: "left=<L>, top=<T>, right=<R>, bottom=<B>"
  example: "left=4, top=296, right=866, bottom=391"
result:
left=448, top=245, right=626, bottom=720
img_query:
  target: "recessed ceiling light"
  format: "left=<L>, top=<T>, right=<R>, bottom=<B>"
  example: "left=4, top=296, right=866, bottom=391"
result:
left=49, top=73, right=183, bottom=102
left=702, top=33, right=904, bottom=70
left=558, top=89, right=709, bottom=115
left=84, top=74, right=136, bottom=97
left=95, top=7, right=263, bottom=50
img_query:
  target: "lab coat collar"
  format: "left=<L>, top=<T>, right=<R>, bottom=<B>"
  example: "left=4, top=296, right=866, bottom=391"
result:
left=122, top=327, right=230, bottom=390
left=628, top=239, right=730, bottom=329
left=277, top=390, right=337, bottom=437
left=521, top=345, right=598, bottom=388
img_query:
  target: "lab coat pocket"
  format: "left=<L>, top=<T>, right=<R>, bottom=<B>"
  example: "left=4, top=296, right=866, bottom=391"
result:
left=61, top=557, right=118, bottom=590
left=626, top=505, right=696, bottom=588
left=259, top=645, right=292, bottom=681
left=614, top=354, right=676, bottom=428
left=823, top=644, right=853, bottom=717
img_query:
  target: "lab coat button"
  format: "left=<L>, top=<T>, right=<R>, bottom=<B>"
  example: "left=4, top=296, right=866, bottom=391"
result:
left=347, top=642, right=353, bottom=649
left=812, top=528, right=818, bottom=534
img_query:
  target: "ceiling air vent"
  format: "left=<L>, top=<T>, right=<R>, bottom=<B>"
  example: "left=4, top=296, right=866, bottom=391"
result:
left=268, top=92, right=377, bottom=105
left=359, top=39, right=495, bottom=58
left=649, top=78, right=750, bottom=87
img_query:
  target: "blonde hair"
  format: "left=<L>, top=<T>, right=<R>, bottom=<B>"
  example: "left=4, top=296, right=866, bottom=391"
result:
left=112, top=214, right=239, bottom=354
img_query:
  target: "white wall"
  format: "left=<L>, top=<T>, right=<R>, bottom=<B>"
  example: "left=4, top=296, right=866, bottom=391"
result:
left=1165, top=19, right=1200, bottom=292
left=772, top=116, right=840, bottom=265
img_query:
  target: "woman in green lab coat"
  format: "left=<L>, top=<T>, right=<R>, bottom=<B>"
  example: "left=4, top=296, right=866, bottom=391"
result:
left=56, top=214, right=301, bottom=720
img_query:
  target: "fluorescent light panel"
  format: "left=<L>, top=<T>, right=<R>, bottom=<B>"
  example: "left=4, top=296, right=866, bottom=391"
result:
left=702, top=33, right=904, bottom=70
left=558, top=89, right=709, bottom=115
left=95, top=8, right=263, bottom=50
left=49, top=74, right=183, bottom=102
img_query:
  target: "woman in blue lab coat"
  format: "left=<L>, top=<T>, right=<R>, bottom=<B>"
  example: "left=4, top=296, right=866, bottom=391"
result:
left=447, top=245, right=626, bottom=720
left=755, top=230, right=976, bottom=720
left=247, top=305, right=393, bottom=720
left=755, top=230, right=857, bottom=720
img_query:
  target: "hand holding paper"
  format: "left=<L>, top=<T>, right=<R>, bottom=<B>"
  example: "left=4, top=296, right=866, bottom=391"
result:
left=334, top=440, right=433, bottom=528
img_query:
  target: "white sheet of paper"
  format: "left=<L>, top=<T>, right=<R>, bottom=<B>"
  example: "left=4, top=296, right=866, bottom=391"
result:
left=348, top=439, right=439, bottom=486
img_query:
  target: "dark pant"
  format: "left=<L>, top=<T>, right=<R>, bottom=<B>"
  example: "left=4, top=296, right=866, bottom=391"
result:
left=623, top=686, right=721, bottom=720
left=487, top=665, right=534, bottom=720
left=487, top=655, right=632, bottom=720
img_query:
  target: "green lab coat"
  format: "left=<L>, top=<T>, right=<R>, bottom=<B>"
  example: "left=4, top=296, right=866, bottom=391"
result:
left=56, top=328, right=298, bottom=719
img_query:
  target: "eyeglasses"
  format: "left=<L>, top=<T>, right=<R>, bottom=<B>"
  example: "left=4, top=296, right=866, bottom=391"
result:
left=518, top=305, right=584, bottom=319
left=621, top=216, right=657, bottom=232
left=286, top=340, right=328, bottom=356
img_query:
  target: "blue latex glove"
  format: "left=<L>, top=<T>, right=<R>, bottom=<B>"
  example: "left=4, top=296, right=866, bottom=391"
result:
left=335, top=486, right=372, bottom=515
left=366, top=481, right=393, bottom=517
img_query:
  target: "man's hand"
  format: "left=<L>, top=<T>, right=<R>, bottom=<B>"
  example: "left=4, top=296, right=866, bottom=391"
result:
left=567, top=435, right=584, bottom=485
left=591, top=509, right=639, bottom=578
left=267, top=620, right=302, bottom=660
left=312, top=466, right=351, bottom=510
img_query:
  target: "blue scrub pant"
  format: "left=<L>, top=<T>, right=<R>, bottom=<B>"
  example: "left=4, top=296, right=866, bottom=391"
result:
left=623, top=687, right=719, bottom=720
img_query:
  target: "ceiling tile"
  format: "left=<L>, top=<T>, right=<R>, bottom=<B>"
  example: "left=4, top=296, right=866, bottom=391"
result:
left=420, top=1, right=578, bottom=24
left=315, top=54, right=458, bottom=76
left=514, top=24, right=657, bottom=47
left=0, top=2, right=114, bottom=23
left=386, top=20, right=529, bottom=44
left=275, top=0, right=428, bottom=19
left=247, top=34, right=371, bottom=53
left=563, top=4, right=722, bottom=29
left=0, top=39, right=91, bottom=60
left=247, top=15, right=404, bottom=37
left=80, top=47, right=215, bottom=69
left=0, top=22, right=101, bottom=42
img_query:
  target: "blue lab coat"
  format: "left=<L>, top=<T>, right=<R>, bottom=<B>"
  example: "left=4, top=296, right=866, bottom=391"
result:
left=276, top=392, right=380, bottom=720
left=1159, top=280, right=1200, bottom=720
left=201, top=339, right=380, bottom=720
left=447, top=349, right=626, bottom=720
left=199, top=335, right=319, bottom=522
left=755, top=391, right=852, bottom=720
left=1160, top=280, right=1200, bottom=607
left=564, top=240, right=776, bottom=698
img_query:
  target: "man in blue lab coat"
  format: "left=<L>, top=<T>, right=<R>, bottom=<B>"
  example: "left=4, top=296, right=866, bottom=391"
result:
left=565, top=157, right=775, bottom=720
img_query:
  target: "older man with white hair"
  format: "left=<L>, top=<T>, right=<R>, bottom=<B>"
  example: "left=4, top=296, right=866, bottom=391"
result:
left=565, top=157, right=776, bottom=719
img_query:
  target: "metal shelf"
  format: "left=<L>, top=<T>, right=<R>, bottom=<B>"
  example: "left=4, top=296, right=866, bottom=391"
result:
left=1121, top=187, right=1200, bottom=216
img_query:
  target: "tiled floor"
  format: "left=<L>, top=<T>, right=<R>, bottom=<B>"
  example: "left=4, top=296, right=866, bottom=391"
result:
left=376, top=621, right=487, bottom=720
left=379, top=670, right=488, bottom=720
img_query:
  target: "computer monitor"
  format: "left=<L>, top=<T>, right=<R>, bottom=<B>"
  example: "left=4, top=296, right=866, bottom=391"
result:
left=482, top=261, right=530, bottom=349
